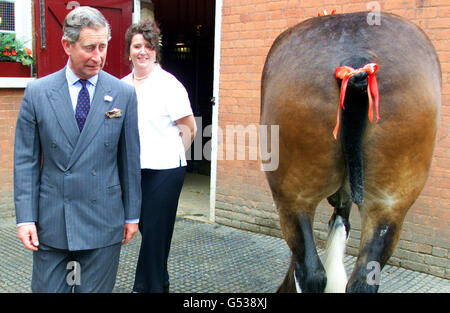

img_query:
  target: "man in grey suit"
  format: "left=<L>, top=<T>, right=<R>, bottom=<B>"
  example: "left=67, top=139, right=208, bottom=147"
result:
left=14, top=6, right=141, bottom=292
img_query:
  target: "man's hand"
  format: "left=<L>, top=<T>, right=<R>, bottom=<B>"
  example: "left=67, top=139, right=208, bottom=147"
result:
left=18, top=224, right=39, bottom=251
left=122, top=223, right=138, bottom=245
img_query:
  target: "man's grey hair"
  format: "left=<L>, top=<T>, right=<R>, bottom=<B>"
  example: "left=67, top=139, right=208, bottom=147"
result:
left=63, top=6, right=111, bottom=43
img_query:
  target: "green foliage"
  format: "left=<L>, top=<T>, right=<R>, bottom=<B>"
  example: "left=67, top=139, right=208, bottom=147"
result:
left=0, top=33, right=33, bottom=66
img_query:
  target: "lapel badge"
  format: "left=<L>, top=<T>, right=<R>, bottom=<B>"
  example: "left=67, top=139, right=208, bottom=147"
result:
left=104, top=95, right=113, bottom=102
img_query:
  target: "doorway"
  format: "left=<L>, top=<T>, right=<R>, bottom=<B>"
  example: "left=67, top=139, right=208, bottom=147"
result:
left=139, top=0, right=215, bottom=221
left=34, top=0, right=132, bottom=78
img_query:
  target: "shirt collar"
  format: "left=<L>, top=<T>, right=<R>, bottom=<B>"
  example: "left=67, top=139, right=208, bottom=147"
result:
left=65, top=62, right=99, bottom=87
left=131, top=63, right=162, bottom=81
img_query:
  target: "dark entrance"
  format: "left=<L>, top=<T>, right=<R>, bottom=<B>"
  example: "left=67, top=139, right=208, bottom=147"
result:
left=151, top=0, right=215, bottom=176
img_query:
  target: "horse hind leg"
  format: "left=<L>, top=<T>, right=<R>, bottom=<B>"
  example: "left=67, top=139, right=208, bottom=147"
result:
left=327, top=185, right=352, bottom=237
left=277, top=258, right=297, bottom=293
left=323, top=187, right=352, bottom=293
left=277, top=207, right=327, bottom=293
left=323, top=215, right=348, bottom=293
left=277, top=256, right=311, bottom=293
left=346, top=203, right=404, bottom=293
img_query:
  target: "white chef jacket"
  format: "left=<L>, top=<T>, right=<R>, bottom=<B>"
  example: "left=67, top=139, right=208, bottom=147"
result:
left=122, top=64, right=193, bottom=169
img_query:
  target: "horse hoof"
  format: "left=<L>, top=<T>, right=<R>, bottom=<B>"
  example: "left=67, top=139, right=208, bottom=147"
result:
left=294, top=267, right=327, bottom=293
left=346, top=279, right=379, bottom=293
left=305, top=269, right=327, bottom=293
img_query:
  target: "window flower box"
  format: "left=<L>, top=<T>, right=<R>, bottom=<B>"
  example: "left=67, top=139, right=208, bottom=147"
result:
left=0, top=61, right=31, bottom=77
left=0, top=33, right=33, bottom=77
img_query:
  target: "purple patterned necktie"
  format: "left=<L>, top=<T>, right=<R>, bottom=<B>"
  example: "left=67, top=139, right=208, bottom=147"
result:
left=75, top=79, right=90, bottom=132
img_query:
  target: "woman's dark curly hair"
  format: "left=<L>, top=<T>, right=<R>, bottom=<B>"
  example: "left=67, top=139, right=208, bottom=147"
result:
left=125, top=20, right=161, bottom=63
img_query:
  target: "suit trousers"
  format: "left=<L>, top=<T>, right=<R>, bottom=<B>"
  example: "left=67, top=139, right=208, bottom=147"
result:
left=31, top=242, right=122, bottom=293
left=133, top=166, right=186, bottom=293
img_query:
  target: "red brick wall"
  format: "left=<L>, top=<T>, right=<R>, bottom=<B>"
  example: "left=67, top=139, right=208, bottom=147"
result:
left=0, top=89, right=23, bottom=218
left=216, top=0, right=450, bottom=278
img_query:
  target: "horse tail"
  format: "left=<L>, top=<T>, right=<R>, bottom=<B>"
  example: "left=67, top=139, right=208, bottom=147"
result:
left=334, top=57, right=379, bottom=205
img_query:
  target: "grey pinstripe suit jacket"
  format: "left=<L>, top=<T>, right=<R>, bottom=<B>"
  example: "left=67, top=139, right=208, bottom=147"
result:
left=14, top=68, right=141, bottom=251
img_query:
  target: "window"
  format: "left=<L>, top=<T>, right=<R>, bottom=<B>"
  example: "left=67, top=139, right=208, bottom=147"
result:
left=0, top=0, right=15, bottom=32
left=0, top=0, right=34, bottom=83
left=0, top=0, right=32, bottom=48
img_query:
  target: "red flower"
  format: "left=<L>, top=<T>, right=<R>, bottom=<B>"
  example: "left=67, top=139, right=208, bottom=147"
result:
left=11, top=50, right=16, bottom=56
left=5, top=45, right=9, bottom=50
left=24, top=48, right=31, bottom=56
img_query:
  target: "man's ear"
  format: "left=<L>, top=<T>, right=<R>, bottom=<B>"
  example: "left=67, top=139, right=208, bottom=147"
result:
left=61, top=37, right=72, bottom=56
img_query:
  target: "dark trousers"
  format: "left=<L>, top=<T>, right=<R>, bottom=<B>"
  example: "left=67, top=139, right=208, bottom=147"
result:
left=31, top=242, right=121, bottom=293
left=133, top=166, right=186, bottom=293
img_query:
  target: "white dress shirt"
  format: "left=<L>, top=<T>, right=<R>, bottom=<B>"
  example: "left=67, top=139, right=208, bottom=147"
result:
left=65, top=65, right=97, bottom=111
left=122, top=64, right=193, bottom=170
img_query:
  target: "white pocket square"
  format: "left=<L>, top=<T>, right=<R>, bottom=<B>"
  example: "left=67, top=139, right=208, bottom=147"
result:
left=105, top=108, right=122, bottom=118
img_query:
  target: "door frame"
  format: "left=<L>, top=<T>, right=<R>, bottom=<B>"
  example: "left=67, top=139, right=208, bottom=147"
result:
left=134, top=0, right=220, bottom=223
left=209, top=0, right=222, bottom=223
left=132, top=0, right=140, bottom=23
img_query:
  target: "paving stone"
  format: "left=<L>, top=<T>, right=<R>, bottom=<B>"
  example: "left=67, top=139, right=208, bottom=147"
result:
left=0, top=217, right=448, bottom=293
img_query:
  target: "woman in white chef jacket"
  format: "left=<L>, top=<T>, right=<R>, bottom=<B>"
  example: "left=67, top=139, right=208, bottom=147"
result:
left=122, top=20, right=197, bottom=293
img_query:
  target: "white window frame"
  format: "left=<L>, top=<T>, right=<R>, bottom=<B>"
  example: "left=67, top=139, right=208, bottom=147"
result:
left=14, top=0, right=33, bottom=48
left=0, top=0, right=14, bottom=33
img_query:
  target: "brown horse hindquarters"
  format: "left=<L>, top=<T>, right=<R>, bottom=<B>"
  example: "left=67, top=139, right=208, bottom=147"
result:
left=262, top=79, right=345, bottom=292
left=261, top=12, right=441, bottom=293
left=350, top=53, right=440, bottom=291
left=262, top=18, right=351, bottom=293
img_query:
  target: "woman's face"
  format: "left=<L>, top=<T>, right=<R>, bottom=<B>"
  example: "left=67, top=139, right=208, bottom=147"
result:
left=129, top=34, right=156, bottom=69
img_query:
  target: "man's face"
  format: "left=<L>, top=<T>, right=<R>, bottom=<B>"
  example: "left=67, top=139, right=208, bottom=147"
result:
left=62, top=26, right=108, bottom=79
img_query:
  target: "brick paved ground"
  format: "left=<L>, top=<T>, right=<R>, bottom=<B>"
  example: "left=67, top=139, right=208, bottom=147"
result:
left=0, top=216, right=448, bottom=293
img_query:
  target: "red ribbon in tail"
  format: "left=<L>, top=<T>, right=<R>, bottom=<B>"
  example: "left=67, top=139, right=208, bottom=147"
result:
left=333, top=63, right=379, bottom=139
